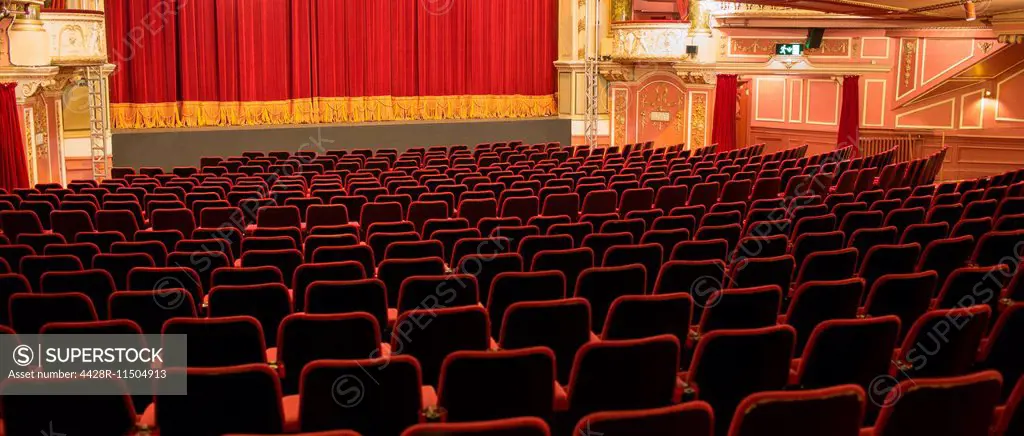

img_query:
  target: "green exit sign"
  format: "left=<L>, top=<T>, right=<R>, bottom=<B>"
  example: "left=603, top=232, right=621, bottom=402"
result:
left=776, top=43, right=804, bottom=56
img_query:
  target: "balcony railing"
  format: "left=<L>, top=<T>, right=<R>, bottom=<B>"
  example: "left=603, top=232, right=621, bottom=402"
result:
left=44, top=0, right=103, bottom=12
left=610, top=21, right=691, bottom=62
left=40, top=7, right=107, bottom=65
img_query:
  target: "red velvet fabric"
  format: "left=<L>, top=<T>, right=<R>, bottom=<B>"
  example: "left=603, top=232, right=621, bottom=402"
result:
left=0, top=83, right=30, bottom=191
left=837, top=75, right=861, bottom=154
left=710, top=74, right=738, bottom=152
left=105, top=0, right=557, bottom=108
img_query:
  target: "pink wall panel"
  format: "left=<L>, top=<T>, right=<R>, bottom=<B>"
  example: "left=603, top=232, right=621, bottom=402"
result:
left=862, top=79, right=887, bottom=127
left=895, top=98, right=956, bottom=129
left=805, top=80, right=840, bottom=126
left=755, top=78, right=786, bottom=122
left=788, top=79, right=803, bottom=123
left=752, top=127, right=836, bottom=156
left=861, top=37, right=890, bottom=59
left=960, top=90, right=985, bottom=129
left=920, top=39, right=975, bottom=86
left=637, top=80, right=688, bottom=147
left=996, top=69, right=1024, bottom=122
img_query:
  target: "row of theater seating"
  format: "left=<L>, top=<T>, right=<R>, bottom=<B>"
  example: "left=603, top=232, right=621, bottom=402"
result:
left=0, top=141, right=1021, bottom=436
left=6, top=352, right=1022, bottom=435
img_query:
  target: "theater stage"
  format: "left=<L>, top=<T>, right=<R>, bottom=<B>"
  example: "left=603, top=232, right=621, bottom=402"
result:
left=111, top=117, right=571, bottom=170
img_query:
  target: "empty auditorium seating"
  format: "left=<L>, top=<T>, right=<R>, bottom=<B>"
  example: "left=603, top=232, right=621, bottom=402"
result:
left=5, top=142, right=1020, bottom=436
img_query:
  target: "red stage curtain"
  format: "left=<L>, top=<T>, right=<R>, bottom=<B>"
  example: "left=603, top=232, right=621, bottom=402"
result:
left=105, top=0, right=558, bottom=128
left=710, top=74, right=738, bottom=152
left=837, top=75, right=861, bottom=154
left=0, top=83, right=30, bottom=191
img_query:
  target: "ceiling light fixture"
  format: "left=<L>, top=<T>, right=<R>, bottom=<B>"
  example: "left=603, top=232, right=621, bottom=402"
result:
left=964, top=0, right=977, bottom=21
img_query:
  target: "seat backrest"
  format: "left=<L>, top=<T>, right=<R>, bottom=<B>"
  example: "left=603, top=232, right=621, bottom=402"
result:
left=686, top=325, right=796, bottom=435
left=500, top=299, right=591, bottom=385
left=567, top=335, right=680, bottom=419
left=1, top=210, right=45, bottom=238
left=727, top=255, right=794, bottom=294
left=133, top=230, right=184, bottom=258
left=871, top=371, right=1002, bottom=436
left=304, top=277, right=388, bottom=326
left=402, top=418, right=551, bottom=436
left=517, top=234, right=573, bottom=268
left=795, top=248, right=857, bottom=285
left=240, top=249, right=303, bottom=285
left=487, top=271, right=565, bottom=338
left=574, top=265, right=647, bottom=332
left=980, top=303, right=1024, bottom=399
left=728, top=385, right=865, bottom=436
left=397, top=274, right=479, bottom=316
left=276, top=313, right=381, bottom=394
left=391, top=306, right=489, bottom=386
left=700, top=285, right=782, bottom=334
left=917, top=236, right=974, bottom=288
left=18, top=232, right=67, bottom=255
left=39, top=269, right=116, bottom=319
left=438, top=348, right=556, bottom=422
left=162, top=315, right=267, bottom=367
left=898, top=305, right=991, bottom=378
left=602, top=243, right=663, bottom=292
left=601, top=293, right=692, bottom=348
left=256, top=205, right=301, bottom=229
left=20, top=254, right=83, bottom=292
left=127, top=265, right=203, bottom=303
left=796, top=316, right=900, bottom=389
left=858, top=243, right=921, bottom=291
left=0, top=274, right=21, bottom=320
left=156, top=364, right=284, bottom=436
left=574, top=402, right=713, bottom=436
left=0, top=378, right=138, bottom=436
left=108, top=289, right=196, bottom=335
left=784, top=278, right=864, bottom=353
left=972, top=229, right=1024, bottom=268
left=581, top=232, right=633, bottom=265
left=9, top=292, right=97, bottom=334
left=292, top=261, right=367, bottom=312
left=996, top=376, right=1024, bottom=435
left=935, top=265, right=1008, bottom=313
left=376, top=257, right=447, bottom=309
left=207, top=283, right=293, bottom=347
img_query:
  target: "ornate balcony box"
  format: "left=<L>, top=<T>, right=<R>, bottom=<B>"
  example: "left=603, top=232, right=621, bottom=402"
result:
left=611, top=21, right=692, bottom=62
left=41, top=9, right=107, bottom=65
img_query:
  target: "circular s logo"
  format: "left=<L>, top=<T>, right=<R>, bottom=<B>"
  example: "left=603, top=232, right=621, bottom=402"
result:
left=331, top=375, right=365, bottom=408
left=153, top=278, right=188, bottom=311
left=868, top=374, right=903, bottom=408
left=690, top=275, right=724, bottom=309
left=12, top=345, right=34, bottom=367
left=421, top=0, right=455, bottom=16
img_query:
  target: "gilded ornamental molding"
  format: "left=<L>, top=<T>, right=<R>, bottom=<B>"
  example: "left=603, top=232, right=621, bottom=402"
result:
left=673, top=69, right=717, bottom=85
left=611, top=22, right=693, bottom=61
left=705, top=1, right=837, bottom=17
left=599, top=63, right=634, bottom=82
left=41, top=11, right=107, bottom=65
left=0, top=66, right=59, bottom=103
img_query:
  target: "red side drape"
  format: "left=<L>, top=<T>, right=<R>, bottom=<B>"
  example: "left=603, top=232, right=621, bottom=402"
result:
left=0, top=83, right=30, bottom=191
left=710, top=74, right=738, bottom=152
left=837, top=75, right=861, bottom=154
left=105, top=0, right=558, bottom=128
